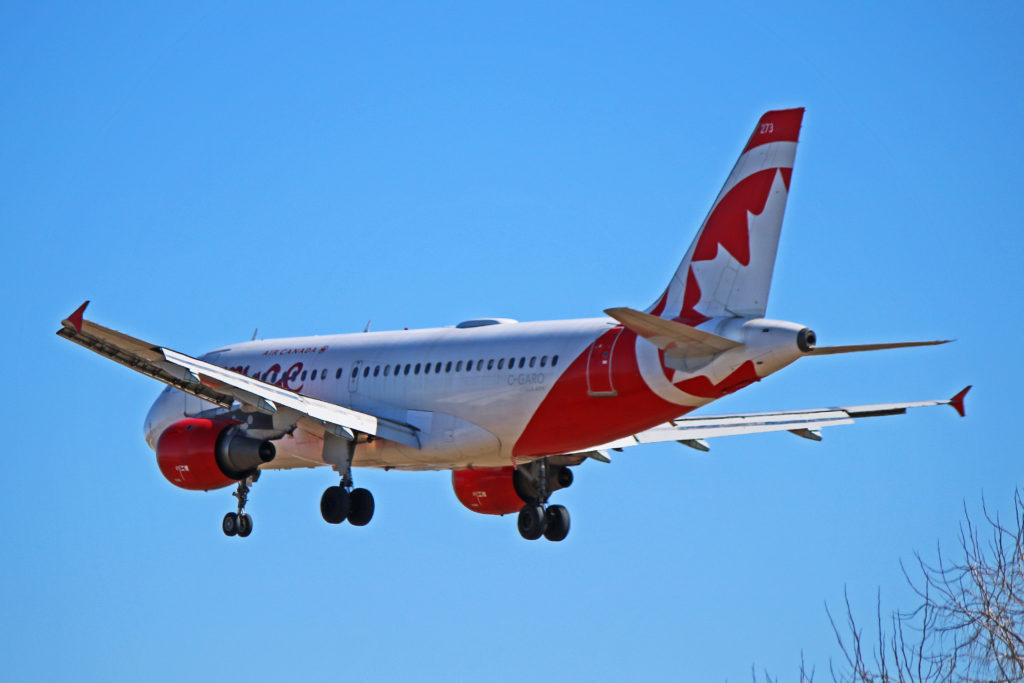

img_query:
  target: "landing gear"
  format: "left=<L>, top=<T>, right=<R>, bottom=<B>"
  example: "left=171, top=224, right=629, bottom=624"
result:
left=514, top=459, right=573, bottom=542
left=348, top=488, right=375, bottom=526
left=320, top=484, right=375, bottom=527
left=223, top=475, right=257, bottom=538
left=543, top=504, right=570, bottom=542
left=319, top=434, right=375, bottom=528
left=320, top=486, right=349, bottom=524
left=517, top=505, right=546, bottom=540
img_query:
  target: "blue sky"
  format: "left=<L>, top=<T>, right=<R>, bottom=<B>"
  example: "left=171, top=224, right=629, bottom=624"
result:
left=2, top=2, right=1021, bottom=680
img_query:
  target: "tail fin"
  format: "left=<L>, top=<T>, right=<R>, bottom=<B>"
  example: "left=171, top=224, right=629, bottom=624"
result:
left=648, top=108, right=804, bottom=324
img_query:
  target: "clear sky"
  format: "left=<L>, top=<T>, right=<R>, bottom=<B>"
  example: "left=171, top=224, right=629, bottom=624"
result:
left=2, top=2, right=1020, bottom=680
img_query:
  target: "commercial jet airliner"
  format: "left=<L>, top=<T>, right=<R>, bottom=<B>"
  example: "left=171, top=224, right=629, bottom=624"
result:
left=59, top=108, right=969, bottom=542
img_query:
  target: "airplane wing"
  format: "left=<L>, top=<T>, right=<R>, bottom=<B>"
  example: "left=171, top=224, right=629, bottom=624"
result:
left=56, top=302, right=421, bottom=448
left=574, top=387, right=970, bottom=460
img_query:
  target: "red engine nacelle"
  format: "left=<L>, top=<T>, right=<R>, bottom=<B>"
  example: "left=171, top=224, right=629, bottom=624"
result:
left=452, top=466, right=526, bottom=516
left=156, top=418, right=276, bottom=491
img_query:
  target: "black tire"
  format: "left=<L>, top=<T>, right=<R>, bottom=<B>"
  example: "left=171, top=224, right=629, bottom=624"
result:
left=320, top=486, right=349, bottom=524
left=347, top=488, right=375, bottom=527
left=237, top=513, right=253, bottom=538
left=517, top=504, right=546, bottom=540
left=222, top=512, right=238, bottom=537
left=556, top=466, right=574, bottom=489
left=543, top=504, right=570, bottom=542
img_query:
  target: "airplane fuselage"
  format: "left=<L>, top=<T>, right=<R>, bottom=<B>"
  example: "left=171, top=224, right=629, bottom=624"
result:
left=144, top=315, right=808, bottom=471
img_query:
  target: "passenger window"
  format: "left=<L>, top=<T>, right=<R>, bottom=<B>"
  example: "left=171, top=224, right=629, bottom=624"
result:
left=519, top=357, right=525, bottom=369
left=508, top=357, right=515, bottom=368
left=414, top=363, right=421, bottom=374
left=456, top=361, right=463, bottom=372
left=498, top=358, right=504, bottom=370
left=373, top=366, right=380, bottom=377
left=351, top=367, right=358, bottom=378
left=466, top=359, right=473, bottom=370
left=404, top=364, right=411, bottom=375
left=552, top=355, right=559, bottom=367
left=321, top=369, right=326, bottom=380
left=445, top=361, right=452, bottom=373
left=424, top=363, right=431, bottom=375
left=476, top=360, right=483, bottom=371
left=384, top=365, right=390, bottom=377
left=301, top=370, right=308, bottom=381
left=335, top=368, right=342, bottom=379
left=487, top=359, right=494, bottom=370
left=529, top=356, right=536, bottom=368
left=540, top=356, right=547, bottom=367
left=363, top=366, right=370, bottom=377
left=435, top=362, right=442, bottom=374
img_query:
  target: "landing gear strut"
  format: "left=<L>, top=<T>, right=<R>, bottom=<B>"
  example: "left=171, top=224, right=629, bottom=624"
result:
left=222, top=473, right=257, bottom=538
left=320, top=433, right=375, bottom=528
left=514, top=459, right=572, bottom=542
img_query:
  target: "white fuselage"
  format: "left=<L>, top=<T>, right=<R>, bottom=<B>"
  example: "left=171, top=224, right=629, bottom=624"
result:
left=144, top=316, right=807, bottom=472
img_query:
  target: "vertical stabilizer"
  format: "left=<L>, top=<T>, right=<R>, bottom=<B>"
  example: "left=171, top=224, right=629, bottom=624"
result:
left=648, top=108, right=804, bottom=324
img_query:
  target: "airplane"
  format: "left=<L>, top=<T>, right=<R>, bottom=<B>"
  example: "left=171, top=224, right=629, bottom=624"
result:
left=58, top=108, right=969, bottom=542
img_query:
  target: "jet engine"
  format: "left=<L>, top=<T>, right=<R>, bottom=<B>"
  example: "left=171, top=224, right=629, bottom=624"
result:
left=452, top=462, right=574, bottom=515
left=452, top=467, right=526, bottom=515
left=156, top=418, right=276, bottom=491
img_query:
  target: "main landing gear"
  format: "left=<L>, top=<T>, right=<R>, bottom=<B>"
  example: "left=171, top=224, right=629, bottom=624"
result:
left=319, top=432, right=375, bottom=528
left=222, top=474, right=257, bottom=538
left=514, top=459, right=573, bottom=542
left=320, top=484, right=375, bottom=526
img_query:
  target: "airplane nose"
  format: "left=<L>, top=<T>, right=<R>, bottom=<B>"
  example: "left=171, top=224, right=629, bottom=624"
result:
left=143, top=388, right=186, bottom=451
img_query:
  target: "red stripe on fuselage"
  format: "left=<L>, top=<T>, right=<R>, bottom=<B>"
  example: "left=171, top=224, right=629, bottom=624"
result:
left=513, top=328, right=695, bottom=458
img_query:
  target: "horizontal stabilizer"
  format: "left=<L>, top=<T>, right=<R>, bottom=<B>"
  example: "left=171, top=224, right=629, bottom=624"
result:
left=605, top=307, right=740, bottom=357
left=807, top=340, right=951, bottom=356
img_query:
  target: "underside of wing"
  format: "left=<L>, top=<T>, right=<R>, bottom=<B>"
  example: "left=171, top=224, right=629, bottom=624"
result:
left=571, top=387, right=970, bottom=459
left=57, top=302, right=421, bottom=448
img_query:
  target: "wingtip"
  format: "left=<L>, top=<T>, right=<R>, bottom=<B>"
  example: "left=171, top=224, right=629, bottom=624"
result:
left=950, top=385, right=971, bottom=417
left=62, top=300, right=90, bottom=333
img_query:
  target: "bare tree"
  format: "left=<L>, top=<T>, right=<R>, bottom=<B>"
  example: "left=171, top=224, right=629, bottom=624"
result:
left=758, top=491, right=1024, bottom=682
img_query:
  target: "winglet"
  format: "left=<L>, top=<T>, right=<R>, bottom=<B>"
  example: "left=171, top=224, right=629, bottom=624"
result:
left=949, top=385, right=971, bottom=418
left=62, top=301, right=90, bottom=333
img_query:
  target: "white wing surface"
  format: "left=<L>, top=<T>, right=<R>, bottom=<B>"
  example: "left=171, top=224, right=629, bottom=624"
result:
left=576, top=388, right=969, bottom=458
left=57, top=302, right=421, bottom=448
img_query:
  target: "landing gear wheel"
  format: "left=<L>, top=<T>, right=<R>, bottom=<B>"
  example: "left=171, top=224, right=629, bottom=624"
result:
left=543, top=504, right=570, bottom=542
left=236, top=513, right=253, bottom=537
left=556, top=467, right=573, bottom=489
left=320, top=485, right=349, bottom=524
left=222, top=512, right=239, bottom=537
left=517, top=504, right=547, bottom=540
left=347, top=488, right=375, bottom=527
